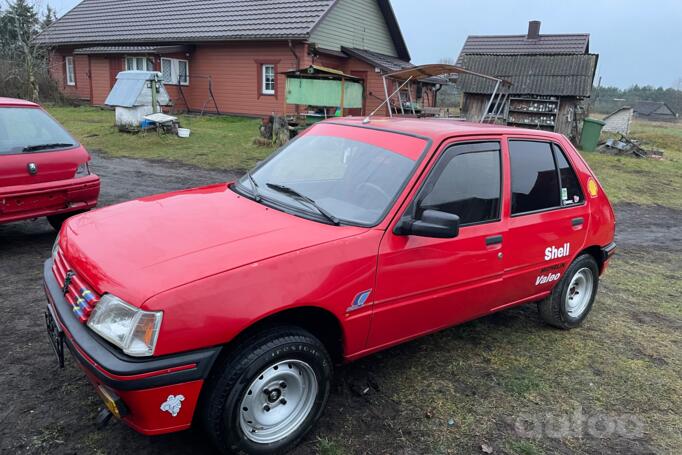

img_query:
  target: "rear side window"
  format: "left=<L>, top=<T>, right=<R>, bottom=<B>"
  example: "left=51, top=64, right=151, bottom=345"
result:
left=420, top=142, right=501, bottom=225
left=553, top=144, right=584, bottom=206
left=509, top=141, right=560, bottom=215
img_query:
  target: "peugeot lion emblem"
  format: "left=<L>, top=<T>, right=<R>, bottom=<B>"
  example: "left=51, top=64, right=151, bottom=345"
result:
left=62, top=270, right=75, bottom=296
left=27, top=162, right=38, bottom=175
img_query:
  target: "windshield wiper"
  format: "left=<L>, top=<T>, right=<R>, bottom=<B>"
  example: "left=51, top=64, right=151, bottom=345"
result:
left=23, top=143, right=74, bottom=152
left=244, top=171, right=262, bottom=202
left=266, top=183, right=340, bottom=225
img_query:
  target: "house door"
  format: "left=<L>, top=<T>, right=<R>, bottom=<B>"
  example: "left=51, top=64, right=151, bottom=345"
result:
left=348, top=71, right=367, bottom=116
left=367, top=140, right=507, bottom=349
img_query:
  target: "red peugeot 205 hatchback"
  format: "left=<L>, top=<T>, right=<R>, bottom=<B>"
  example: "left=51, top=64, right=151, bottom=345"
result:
left=44, top=118, right=615, bottom=454
left=0, top=97, right=100, bottom=230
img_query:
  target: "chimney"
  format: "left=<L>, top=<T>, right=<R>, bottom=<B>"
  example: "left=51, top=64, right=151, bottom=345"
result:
left=527, top=20, right=541, bottom=40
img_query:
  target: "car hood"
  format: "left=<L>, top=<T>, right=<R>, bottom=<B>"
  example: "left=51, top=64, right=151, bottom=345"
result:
left=62, top=183, right=368, bottom=306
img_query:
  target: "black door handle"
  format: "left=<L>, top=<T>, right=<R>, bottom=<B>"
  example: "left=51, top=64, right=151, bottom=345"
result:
left=486, top=235, right=503, bottom=246
left=572, top=217, right=584, bottom=227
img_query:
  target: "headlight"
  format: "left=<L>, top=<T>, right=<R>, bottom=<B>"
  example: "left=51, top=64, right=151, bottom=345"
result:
left=51, top=234, right=60, bottom=260
left=75, top=162, right=90, bottom=178
left=87, top=294, right=162, bottom=357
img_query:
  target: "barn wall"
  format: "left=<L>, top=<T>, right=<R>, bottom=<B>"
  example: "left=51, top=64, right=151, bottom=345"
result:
left=603, top=108, right=633, bottom=135
left=461, top=94, right=487, bottom=122
left=555, top=97, right=578, bottom=138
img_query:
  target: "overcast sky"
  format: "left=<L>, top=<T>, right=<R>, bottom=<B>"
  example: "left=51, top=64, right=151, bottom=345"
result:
left=47, top=0, right=682, bottom=89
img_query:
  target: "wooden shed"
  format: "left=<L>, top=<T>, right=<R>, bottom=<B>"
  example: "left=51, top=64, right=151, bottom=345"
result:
left=456, top=21, right=598, bottom=141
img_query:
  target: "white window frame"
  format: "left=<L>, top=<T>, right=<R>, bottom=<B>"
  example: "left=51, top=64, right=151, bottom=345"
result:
left=262, top=64, right=275, bottom=95
left=160, top=57, right=190, bottom=86
left=125, top=56, right=154, bottom=71
left=65, top=56, right=75, bottom=86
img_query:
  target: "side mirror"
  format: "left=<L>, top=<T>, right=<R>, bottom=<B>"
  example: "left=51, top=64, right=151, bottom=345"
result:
left=395, top=210, right=460, bottom=239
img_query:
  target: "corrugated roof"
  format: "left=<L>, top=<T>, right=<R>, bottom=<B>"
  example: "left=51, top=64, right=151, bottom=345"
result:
left=105, top=71, right=170, bottom=107
left=37, top=0, right=336, bottom=45
left=457, top=33, right=589, bottom=65
left=36, top=0, right=410, bottom=61
left=633, top=101, right=676, bottom=116
left=458, top=54, right=598, bottom=97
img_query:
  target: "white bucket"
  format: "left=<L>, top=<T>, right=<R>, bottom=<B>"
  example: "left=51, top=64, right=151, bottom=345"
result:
left=177, top=128, right=191, bottom=138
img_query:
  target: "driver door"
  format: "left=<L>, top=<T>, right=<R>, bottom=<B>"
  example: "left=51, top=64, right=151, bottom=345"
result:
left=367, top=140, right=507, bottom=349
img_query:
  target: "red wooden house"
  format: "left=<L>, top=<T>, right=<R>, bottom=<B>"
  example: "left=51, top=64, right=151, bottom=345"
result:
left=37, top=0, right=437, bottom=116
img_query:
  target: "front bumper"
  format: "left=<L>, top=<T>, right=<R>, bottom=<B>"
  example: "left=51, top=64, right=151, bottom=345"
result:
left=43, top=258, right=221, bottom=435
left=0, top=175, right=100, bottom=224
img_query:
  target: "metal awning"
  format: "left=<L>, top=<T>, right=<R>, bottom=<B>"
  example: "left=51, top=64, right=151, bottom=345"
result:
left=281, top=65, right=363, bottom=82
left=379, top=64, right=512, bottom=122
left=385, top=64, right=511, bottom=86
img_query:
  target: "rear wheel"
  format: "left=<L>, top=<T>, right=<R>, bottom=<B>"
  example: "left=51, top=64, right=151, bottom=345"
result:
left=538, top=254, right=599, bottom=329
left=202, top=326, right=332, bottom=454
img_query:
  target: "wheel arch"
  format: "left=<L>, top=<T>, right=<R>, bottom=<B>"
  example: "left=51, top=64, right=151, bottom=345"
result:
left=577, top=245, right=605, bottom=274
left=219, top=305, right=345, bottom=366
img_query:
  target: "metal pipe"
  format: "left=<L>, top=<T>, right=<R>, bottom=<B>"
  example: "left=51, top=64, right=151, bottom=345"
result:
left=407, top=82, right=416, bottom=115
left=367, top=76, right=414, bottom=122
left=382, top=75, right=392, bottom=118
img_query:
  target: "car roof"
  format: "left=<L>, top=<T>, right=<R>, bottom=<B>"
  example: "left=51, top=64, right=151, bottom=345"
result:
left=0, top=97, right=40, bottom=108
left=325, top=117, right=565, bottom=143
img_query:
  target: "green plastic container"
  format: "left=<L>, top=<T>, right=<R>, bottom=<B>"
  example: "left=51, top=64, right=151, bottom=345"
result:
left=580, top=118, right=606, bottom=152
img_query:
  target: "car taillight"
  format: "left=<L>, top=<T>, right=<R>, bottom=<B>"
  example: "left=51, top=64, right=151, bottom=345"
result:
left=75, top=162, right=90, bottom=178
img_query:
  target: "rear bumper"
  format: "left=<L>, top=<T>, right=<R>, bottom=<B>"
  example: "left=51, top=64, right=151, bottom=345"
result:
left=43, top=258, right=221, bottom=435
left=0, top=175, right=100, bottom=224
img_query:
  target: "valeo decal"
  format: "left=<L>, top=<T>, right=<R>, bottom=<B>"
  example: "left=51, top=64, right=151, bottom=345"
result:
left=587, top=178, right=599, bottom=198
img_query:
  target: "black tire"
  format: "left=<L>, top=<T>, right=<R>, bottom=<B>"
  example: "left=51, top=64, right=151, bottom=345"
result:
left=538, top=254, right=600, bottom=329
left=47, top=210, right=87, bottom=231
left=201, top=326, right=332, bottom=455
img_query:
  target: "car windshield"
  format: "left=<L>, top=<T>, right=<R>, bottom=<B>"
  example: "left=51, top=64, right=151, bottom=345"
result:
left=237, top=124, right=427, bottom=226
left=0, top=107, right=77, bottom=155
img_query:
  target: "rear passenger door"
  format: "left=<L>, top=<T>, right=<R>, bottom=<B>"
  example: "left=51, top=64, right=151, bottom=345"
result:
left=503, top=139, right=590, bottom=304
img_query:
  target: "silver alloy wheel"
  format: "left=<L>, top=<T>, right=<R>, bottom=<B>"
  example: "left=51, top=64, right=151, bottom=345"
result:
left=239, top=359, right=318, bottom=444
left=565, top=267, right=594, bottom=318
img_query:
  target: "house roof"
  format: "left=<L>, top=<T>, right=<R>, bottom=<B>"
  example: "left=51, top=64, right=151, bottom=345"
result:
left=457, top=54, right=598, bottom=97
left=633, top=101, right=676, bottom=116
left=36, top=0, right=409, bottom=60
left=73, top=45, right=192, bottom=55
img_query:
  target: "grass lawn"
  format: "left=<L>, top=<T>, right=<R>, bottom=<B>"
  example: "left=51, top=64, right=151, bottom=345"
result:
left=581, top=119, right=682, bottom=209
left=47, top=105, right=276, bottom=171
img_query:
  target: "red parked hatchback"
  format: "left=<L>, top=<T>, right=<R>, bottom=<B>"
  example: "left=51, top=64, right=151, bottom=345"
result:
left=0, top=97, right=100, bottom=230
left=44, top=118, right=615, bottom=454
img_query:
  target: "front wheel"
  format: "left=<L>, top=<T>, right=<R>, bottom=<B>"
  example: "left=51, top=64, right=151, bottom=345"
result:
left=202, top=326, right=332, bottom=454
left=538, top=254, right=600, bottom=329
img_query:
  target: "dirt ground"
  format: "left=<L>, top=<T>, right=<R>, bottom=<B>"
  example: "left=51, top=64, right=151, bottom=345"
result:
left=1, top=152, right=680, bottom=454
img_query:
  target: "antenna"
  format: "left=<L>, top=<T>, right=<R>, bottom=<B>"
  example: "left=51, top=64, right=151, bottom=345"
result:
left=363, top=76, right=413, bottom=124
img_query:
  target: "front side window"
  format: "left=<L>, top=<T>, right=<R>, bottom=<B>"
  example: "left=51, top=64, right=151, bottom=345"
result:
left=509, top=140, right=560, bottom=215
left=161, top=58, right=190, bottom=85
left=236, top=124, right=427, bottom=226
left=65, top=56, right=75, bottom=86
left=419, top=142, right=501, bottom=225
left=262, top=64, right=275, bottom=95
left=0, top=108, right=76, bottom=155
